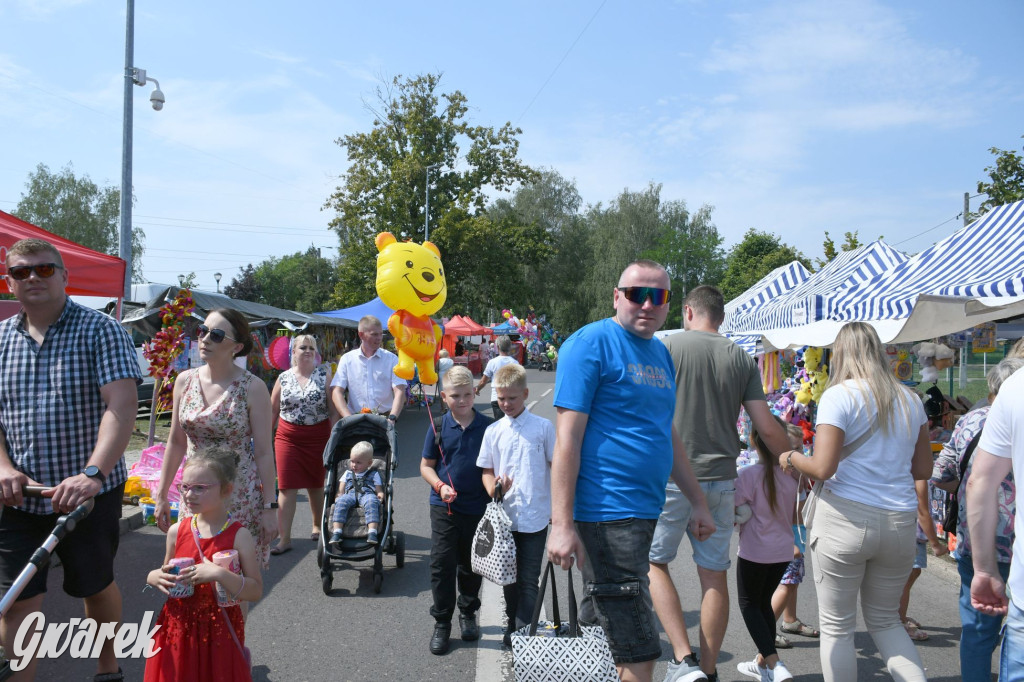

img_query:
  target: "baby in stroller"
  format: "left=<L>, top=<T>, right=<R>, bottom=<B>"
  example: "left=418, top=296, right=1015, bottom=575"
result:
left=329, top=441, right=384, bottom=547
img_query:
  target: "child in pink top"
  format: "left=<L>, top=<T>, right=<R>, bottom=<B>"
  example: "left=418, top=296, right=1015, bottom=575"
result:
left=735, top=416, right=799, bottom=682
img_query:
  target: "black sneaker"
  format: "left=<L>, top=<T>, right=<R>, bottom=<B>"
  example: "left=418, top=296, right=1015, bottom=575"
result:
left=459, top=612, right=480, bottom=641
left=429, top=622, right=451, bottom=655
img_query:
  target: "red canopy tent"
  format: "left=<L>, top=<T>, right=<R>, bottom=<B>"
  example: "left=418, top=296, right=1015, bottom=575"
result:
left=0, top=210, right=126, bottom=298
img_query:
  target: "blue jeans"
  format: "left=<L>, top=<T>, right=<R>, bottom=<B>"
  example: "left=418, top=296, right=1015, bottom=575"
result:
left=1003, top=600, right=1024, bottom=682
left=504, top=528, right=548, bottom=632
left=957, top=554, right=1009, bottom=681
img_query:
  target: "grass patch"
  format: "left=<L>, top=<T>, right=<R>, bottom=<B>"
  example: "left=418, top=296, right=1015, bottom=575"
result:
left=129, top=415, right=172, bottom=451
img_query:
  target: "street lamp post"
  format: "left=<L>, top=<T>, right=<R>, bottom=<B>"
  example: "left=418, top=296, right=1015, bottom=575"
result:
left=424, top=163, right=441, bottom=242
left=214, top=272, right=222, bottom=293
left=120, top=0, right=164, bottom=300
left=177, top=274, right=185, bottom=287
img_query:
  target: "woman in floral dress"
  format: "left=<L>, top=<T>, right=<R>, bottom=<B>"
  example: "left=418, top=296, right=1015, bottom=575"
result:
left=269, top=334, right=335, bottom=554
left=155, top=308, right=278, bottom=569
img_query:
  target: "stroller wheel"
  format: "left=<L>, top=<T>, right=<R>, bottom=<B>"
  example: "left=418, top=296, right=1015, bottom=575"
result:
left=373, top=572, right=383, bottom=594
left=321, top=572, right=332, bottom=595
left=395, top=531, right=406, bottom=568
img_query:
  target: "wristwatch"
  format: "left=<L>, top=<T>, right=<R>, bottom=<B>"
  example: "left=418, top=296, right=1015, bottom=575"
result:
left=83, top=465, right=106, bottom=485
left=387, top=414, right=398, bottom=423
left=785, top=452, right=795, bottom=471
left=264, top=501, right=279, bottom=509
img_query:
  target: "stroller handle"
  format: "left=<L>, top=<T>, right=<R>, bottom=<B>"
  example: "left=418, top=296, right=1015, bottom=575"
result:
left=16, top=485, right=95, bottom=524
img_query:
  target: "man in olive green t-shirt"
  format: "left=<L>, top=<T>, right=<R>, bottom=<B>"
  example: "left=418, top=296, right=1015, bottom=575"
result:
left=648, top=285, right=791, bottom=682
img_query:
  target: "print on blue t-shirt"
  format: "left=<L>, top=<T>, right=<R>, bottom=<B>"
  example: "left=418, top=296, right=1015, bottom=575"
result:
left=553, top=318, right=676, bottom=522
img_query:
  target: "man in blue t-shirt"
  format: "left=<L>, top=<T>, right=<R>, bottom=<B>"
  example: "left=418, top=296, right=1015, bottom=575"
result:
left=548, top=259, right=715, bottom=682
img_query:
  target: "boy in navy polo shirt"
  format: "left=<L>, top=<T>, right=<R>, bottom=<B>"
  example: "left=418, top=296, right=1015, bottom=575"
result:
left=420, top=365, right=493, bottom=655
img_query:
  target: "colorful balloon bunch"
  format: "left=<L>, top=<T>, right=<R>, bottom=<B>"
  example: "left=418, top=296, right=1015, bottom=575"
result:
left=142, top=289, right=194, bottom=411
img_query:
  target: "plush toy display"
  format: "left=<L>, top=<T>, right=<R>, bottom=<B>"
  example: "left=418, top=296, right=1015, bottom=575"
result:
left=374, top=232, right=447, bottom=385
left=913, top=342, right=955, bottom=383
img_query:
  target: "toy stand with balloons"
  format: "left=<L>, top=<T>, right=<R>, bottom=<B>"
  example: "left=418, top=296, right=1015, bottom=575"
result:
left=142, top=288, right=195, bottom=446
left=495, top=307, right=563, bottom=368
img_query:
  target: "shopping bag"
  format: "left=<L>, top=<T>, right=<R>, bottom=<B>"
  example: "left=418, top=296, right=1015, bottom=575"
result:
left=511, top=562, right=618, bottom=682
left=471, top=496, right=517, bottom=586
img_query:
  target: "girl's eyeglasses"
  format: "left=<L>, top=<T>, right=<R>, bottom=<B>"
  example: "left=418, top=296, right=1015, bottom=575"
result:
left=6, top=263, right=63, bottom=280
left=197, top=324, right=236, bottom=343
left=177, top=483, right=217, bottom=496
left=617, top=286, right=672, bottom=306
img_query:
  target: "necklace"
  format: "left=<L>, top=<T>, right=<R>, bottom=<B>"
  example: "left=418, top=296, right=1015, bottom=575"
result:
left=192, top=513, right=232, bottom=539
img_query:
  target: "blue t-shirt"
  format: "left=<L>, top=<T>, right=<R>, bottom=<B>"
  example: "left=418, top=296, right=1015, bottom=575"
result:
left=554, top=318, right=676, bottom=522
left=421, top=409, right=493, bottom=515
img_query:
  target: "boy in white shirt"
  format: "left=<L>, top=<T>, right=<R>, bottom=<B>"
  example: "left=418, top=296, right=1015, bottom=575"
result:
left=476, top=363, right=556, bottom=646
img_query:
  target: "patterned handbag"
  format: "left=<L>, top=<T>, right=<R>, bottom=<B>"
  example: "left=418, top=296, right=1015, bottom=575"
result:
left=511, top=562, right=619, bottom=682
left=471, top=485, right=517, bottom=586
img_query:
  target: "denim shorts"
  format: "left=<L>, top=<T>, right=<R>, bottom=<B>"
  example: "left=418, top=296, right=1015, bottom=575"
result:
left=912, top=540, right=927, bottom=569
left=575, top=517, right=661, bottom=663
left=649, top=480, right=735, bottom=571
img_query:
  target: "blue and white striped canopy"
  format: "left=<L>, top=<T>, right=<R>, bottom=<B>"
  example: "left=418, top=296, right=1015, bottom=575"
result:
left=720, top=260, right=811, bottom=334
left=732, top=240, right=907, bottom=333
left=833, top=200, right=1024, bottom=321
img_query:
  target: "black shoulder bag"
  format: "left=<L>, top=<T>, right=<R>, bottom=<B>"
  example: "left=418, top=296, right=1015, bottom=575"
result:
left=942, top=430, right=984, bottom=532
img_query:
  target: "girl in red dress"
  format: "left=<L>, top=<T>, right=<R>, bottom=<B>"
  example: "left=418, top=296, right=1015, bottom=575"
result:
left=145, top=446, right=263, bottom=681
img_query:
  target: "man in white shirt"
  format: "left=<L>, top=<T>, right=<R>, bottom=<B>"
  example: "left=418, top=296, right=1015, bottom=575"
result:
left=331, top=315, right=406, bottom=421
left=967, top=365, right=1024, bottom=678
left=475, top=335, right=520, bottom=420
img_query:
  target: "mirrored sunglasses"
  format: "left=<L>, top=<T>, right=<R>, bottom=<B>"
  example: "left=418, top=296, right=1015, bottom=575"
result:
left=617, top=286, right=672, bottom=306
left=197, top=324, right=236, bottom=344
left=6, top=263, right=63, bottom=280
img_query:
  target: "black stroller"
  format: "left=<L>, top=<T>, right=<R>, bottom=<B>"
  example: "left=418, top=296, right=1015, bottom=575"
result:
left=317, top=414, right=405, bottom=594
left=0, top=487, right=94, bottom=680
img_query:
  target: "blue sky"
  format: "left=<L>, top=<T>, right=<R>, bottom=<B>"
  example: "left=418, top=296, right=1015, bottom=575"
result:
left=1, top=0, right=1022, bottom=297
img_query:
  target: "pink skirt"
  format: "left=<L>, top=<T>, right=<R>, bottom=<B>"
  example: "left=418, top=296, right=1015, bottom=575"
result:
left=274, top=419, right=329, bottom=490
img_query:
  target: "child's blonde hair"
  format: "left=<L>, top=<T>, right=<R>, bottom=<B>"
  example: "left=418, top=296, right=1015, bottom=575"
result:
left=493, top=363, right=527, bottom=390
left=350, top=441, right=374, bottom=461
left=444, top=365, right=473, bottom=388
left=751, top=415, right=788, bottom=514
left=186, top=446, right=238, bottom=486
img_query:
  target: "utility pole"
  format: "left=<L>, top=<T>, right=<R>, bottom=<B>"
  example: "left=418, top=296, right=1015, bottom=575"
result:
left=964, top=191, right=970, bottom=227
left=424, top=163, right=441, bottom=241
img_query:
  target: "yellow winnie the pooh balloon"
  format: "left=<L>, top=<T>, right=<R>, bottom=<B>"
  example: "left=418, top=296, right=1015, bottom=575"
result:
left=375, top=232, right=447, bottom=385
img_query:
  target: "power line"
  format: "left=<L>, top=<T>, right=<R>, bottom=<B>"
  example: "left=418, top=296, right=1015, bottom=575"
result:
left=516, top=0, right=608, bottom=125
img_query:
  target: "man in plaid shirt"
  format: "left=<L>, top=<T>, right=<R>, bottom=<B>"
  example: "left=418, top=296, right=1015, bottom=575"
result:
left=0, top=238, right=140, bottom=681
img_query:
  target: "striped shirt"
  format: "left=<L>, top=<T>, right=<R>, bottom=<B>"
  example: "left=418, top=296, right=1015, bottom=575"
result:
left=0, top=298, right=141, bottom=514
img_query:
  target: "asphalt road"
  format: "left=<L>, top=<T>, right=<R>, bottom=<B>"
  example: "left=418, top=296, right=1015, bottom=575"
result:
left=25, top=367, right=978, bottom=681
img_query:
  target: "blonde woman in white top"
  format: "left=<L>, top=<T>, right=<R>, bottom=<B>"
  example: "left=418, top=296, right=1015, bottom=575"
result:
left=780, top=322, right=932, bottom=682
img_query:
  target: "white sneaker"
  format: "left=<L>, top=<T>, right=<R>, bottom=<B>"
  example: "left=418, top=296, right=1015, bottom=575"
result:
left=664, top=654, right=708, bottom=682
left=767, top=661, right=793, bottom=682
left=737, top=658, right=767, bottom=681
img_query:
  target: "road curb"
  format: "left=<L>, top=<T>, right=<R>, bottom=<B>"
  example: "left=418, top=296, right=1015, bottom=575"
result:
left=120, top=505, right=145, bottom=535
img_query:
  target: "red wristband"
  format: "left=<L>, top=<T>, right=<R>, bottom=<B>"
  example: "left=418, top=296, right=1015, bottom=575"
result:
left=434, top=479, right=445, bottom=494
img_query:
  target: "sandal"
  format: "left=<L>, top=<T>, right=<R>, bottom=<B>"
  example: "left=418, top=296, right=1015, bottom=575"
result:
left=780, top=619, right=820, bottom=638
left=311, top=530, right=320, bottom=542
left=905, top=617, right=921, bottom=628
left=94, top=669, right=124, bottom=681
left=904, top=621, right=929, bottom=641
left=774, top=633, right=792, bottom=649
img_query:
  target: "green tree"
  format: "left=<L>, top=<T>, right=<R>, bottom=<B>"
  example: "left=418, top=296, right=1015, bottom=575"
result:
left=14, top=163, right=146, bottom=281
left=224, top=248, right=337, bottom=312
left=325, top=73, right=537, bottom=308
left=719, top=229, right=811, bottom=301
left=975, top=136, right=1024, bottom=218
left=485, top=169, right=589, bottom=331
left=651, top=201, right=724, bottom=328
left=816, top=230, right=862, bottom=268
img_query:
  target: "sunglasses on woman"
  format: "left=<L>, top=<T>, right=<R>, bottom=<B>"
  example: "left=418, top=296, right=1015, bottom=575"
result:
left=617, top=286, right=672, bottom=306
left=6, top=263, right=64, bottom=280
left=197, top=324, right=237, bottom=344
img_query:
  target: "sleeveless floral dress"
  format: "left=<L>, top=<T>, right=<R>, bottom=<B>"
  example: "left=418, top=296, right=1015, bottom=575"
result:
left=178, top=369, right=269, bottom=568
